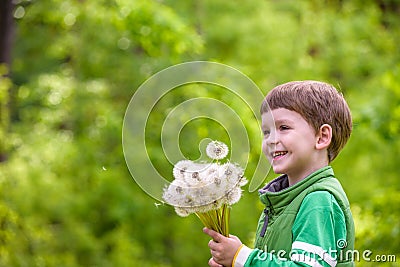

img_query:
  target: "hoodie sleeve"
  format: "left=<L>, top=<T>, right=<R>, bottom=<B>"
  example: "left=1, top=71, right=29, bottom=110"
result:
left=233, top=191, right=346, bottom=267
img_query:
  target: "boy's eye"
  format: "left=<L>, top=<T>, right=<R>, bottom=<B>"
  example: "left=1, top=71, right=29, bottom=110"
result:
left=279, top=125, right=290, bottom=130
left=263, top=130, right=270, bottom=136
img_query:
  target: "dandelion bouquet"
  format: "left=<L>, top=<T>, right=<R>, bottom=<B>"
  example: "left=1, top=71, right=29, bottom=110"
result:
left=162, top=141, right=247, bottom=237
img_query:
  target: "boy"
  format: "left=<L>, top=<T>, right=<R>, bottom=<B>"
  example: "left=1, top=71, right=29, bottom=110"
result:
left=204, top=81, right=355, bottom=267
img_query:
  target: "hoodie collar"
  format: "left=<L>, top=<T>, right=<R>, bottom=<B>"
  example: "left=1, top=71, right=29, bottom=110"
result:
left=259, top=166, right=335, bottom=210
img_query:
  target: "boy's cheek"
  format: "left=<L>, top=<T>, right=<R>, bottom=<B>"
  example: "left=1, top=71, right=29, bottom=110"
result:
left=262, top=146, right=272, bottom=162
left=266, top=155, right=273, bottom=164
left=262, top=142, right=273, bottom=161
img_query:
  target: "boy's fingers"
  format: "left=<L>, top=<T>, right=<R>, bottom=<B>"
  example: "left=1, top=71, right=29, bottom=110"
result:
left=208, top=257, right=223, bottom=267
left=203, top=228, right=223, bottom=242
left=229, top=234, right=241, bottom=242
left=208, top=239, right=217, bottom=249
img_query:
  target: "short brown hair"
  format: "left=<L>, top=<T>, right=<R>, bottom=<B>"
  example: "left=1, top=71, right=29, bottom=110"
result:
left=260, top=80, right=352, bottom=162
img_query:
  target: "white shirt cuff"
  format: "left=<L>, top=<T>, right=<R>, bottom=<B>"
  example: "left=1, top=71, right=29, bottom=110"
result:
left=233, top=245, right=253, bottom=267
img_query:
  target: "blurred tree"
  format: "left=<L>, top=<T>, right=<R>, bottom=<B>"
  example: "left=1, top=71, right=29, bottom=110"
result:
left=0, top=0, right=14, bottom=66
left=0, top=0, right=399, bottom=266
left=0, top=0, right=14, bottom=162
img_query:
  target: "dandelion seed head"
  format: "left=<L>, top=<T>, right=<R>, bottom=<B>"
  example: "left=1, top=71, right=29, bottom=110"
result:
left=163, top=147, right=247, bottom=216
left=192, top=172, right=200, bottom=179
left=226, top=187, right=242, bottom=205
left=206, top=141, right=229, bottom=160
left=176, top=160, right=205, bottom=176
left=183, top=172, right=201, bottom=187
left=221, top=162, right=245, bottom=186
left=207, top=163, right=219, bottom=175
left=175, top=207, right=191, bottom=217
left=239, top=176, right=248, bottom=186
left=184, top=195, right=194, bottom=205
left=175, top=186, right=183, bottom=194
left=173, top=160, right=194, bottom=180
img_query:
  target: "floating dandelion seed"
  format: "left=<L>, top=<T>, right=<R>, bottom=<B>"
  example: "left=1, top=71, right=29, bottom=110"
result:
left=206, top=141, right=229, bottom=160
left=154, top=202, right=163, bottom=208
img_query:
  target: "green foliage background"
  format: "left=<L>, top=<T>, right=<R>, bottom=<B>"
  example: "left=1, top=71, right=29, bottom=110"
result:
left=1, top=0, right=399, bottom=266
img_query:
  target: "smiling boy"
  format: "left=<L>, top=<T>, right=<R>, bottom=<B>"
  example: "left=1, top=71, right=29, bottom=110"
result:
left=204, top=81, right=355, bottom=267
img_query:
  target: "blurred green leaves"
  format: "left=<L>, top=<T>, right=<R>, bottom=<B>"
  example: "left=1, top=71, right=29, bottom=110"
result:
left=1, top=0, right=399, bottom=266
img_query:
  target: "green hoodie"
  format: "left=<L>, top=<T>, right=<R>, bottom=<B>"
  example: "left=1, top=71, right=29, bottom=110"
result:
left=233, top=166, right=355, bottom=267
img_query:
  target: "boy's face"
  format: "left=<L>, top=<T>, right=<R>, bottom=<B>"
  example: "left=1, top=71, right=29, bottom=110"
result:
left=261, top=108, right=321, bottom=182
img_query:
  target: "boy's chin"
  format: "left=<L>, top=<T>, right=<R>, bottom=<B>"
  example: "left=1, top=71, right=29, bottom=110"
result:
left=271, top=166, right=285, bottom=175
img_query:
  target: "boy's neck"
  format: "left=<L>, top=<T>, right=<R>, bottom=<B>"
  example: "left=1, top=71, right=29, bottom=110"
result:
left=287, top=163, right=329, bottom=186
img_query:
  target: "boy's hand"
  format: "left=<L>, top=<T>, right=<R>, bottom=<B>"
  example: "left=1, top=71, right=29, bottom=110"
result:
left=203, top=228, right=242, bottom=267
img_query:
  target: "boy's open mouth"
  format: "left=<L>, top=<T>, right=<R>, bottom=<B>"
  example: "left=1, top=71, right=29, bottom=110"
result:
left=272, top=151, right=288, bottom=160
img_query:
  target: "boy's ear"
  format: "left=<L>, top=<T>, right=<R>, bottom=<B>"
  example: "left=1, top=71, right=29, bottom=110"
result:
left=315, top=124, right=332, bottom=150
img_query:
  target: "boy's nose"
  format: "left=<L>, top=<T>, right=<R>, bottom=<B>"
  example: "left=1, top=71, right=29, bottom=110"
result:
left=266, top=131, right=278, bottom=145
left=262, top=139, right=277, bottom=158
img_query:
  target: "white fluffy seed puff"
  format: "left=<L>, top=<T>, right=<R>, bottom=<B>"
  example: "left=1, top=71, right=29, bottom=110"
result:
left=162, top=140, right=247, bottom=217
left=206, top=140, right=229, bottom=160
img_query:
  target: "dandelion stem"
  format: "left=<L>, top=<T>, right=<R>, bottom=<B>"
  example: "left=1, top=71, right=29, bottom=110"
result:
left=195, top=205, right=230, bottom=237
